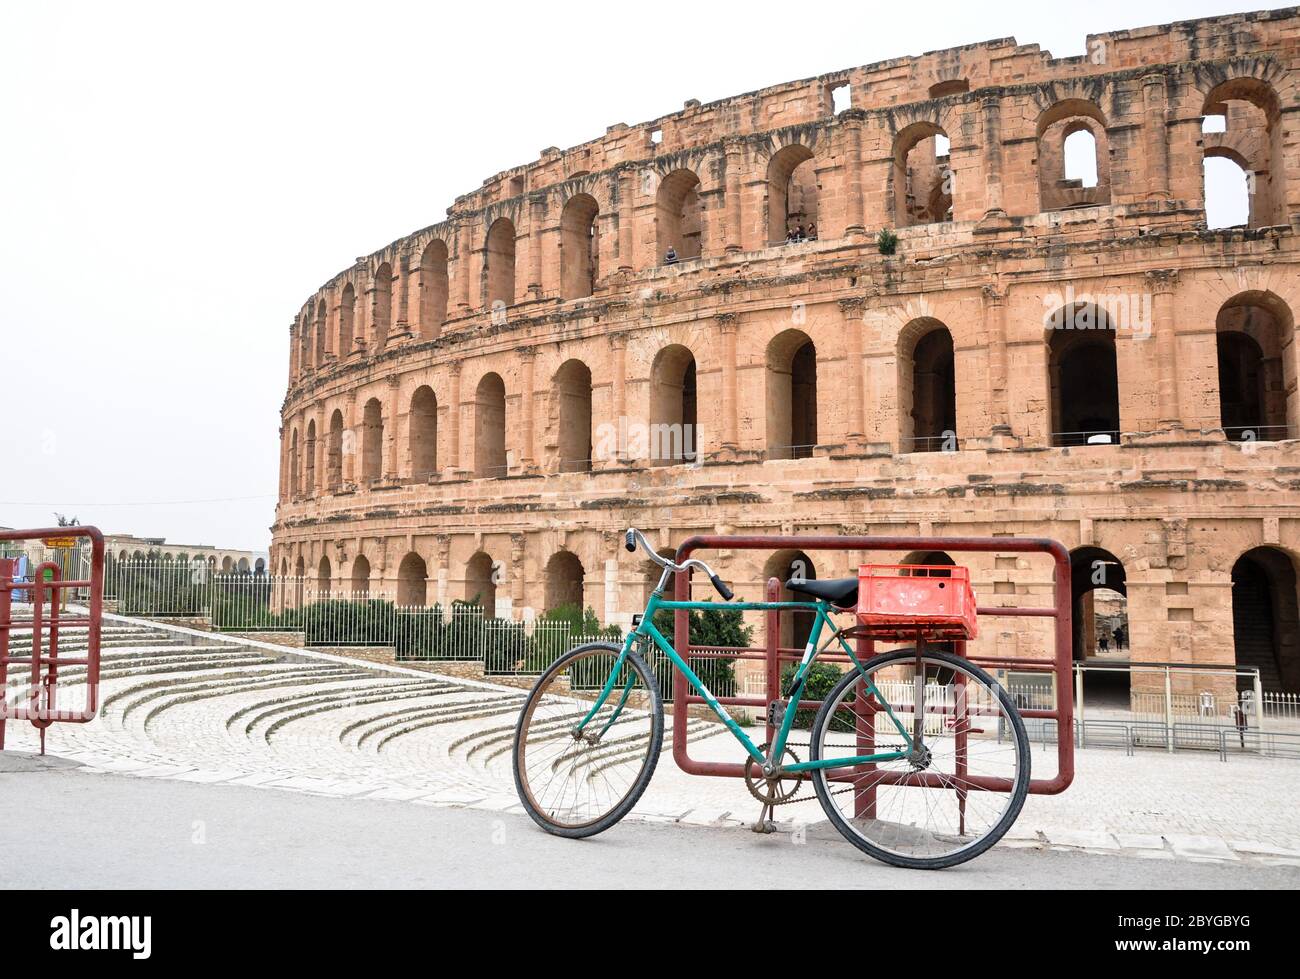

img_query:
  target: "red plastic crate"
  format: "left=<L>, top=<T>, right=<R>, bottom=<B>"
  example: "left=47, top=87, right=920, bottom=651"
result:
left=856, top=564, right=979, bottom=641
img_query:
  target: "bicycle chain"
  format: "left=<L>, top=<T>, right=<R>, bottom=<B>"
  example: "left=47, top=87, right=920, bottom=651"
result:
left=749, top=741, right=912, bottom=807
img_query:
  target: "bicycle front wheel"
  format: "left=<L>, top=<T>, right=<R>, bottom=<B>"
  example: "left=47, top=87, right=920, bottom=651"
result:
left=512, top=642, right=663, bottom=838
left=809, top=649, right=1030, bottom=869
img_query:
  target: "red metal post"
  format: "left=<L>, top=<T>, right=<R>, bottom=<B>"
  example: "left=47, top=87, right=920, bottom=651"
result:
left=0, top=557, right=11, bottom=751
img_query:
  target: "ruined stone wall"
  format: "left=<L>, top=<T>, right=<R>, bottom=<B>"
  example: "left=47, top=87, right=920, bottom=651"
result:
left=273, top=8, right=1300, bottom=691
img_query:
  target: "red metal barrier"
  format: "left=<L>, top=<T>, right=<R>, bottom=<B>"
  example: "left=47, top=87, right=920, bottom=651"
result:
left=0, top=526, right=105, bottom=753
left=670, top=534, right=1074, bottom=796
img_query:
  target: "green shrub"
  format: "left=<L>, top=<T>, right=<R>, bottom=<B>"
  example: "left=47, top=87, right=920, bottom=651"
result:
left=650, top=601, right=752, bottom=698
left=780, top=661, right=853, bottom=730
left=876, top=227, right=899, bottom=255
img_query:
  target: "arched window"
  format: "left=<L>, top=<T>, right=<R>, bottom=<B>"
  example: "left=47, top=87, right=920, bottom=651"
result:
left=1047, top=305, right=1120, bottom=446
left=327, top=409, right=344, bottom=490
left=315, top=299, right=327, bottom=364
left=304, top=420, right=317, bottom=493
left=361, top=398, right=383, bottom=482
left=1069, top=547, right=1129, bottom=703
left=545, top=551, right=585, bottom=613
left=372, top=262, right=392, bottom=345
left=350, top=555, right=371, bottom=597
left=655, top=169, right=703, bottom=262
left=1036, top=102, right=1111, bottom=210
left=409, top=386, right=438, bottom=480
left=1232, top=547, right=1300, bottom=693
left=474, top=373, right=507, bottom=478
left=338, top=283, right=355, bottom=355
left=1216, top=291, right=1295, bottom=440
left=765, top=330, right=817, bottom=459
left=649, top=345, right=697, bottom=466
left=554, top=359, right=593, bottom=472
left=419, top=240, right=449, bottom=339
left=560, top=195, right=599, bottom=300
left=317, top=555, right=331, bottom=598
left=485, top=218, right=516, bottom=310
left=1203, top=152, right=1251, bottom=229
left=893, top=123, right=952, bottom=226
left=767, top=145, right=818, bottom=243
left=1201, top=78, right=1286, bottom=229
left=899, top=321, right=957, bottom=453
left=397, top=552, right=428, bottom=607
left=465, top=551, right=497, bottom=616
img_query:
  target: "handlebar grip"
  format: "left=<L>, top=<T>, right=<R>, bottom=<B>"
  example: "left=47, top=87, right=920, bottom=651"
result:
left=625, top=529, right=637, bottom=553
left=709, top=574, right=735, bottom=602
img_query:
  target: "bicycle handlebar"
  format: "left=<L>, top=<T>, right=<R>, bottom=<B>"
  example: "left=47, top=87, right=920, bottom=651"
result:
left=624, top=527, right=733, bottom=601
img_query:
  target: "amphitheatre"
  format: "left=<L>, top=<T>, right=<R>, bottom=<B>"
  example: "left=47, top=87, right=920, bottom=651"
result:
left=273, top=6, right=1300, bottom=701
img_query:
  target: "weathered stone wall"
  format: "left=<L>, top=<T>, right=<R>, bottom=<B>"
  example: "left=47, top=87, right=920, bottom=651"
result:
left=273, top=8, right=1300, bottom=692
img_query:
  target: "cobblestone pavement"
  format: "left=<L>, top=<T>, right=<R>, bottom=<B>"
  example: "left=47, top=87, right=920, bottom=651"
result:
left=4, top=615, right=1298, bottom=871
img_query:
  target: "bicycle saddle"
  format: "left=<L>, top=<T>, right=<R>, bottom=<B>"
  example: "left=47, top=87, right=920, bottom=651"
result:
left=784, top=577, right=859, bottom=608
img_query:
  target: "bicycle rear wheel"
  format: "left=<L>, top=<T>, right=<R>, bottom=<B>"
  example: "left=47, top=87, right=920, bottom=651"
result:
left=512, top=642, right=663, bottom=838
left=809, top=648, right=1030, bottom=869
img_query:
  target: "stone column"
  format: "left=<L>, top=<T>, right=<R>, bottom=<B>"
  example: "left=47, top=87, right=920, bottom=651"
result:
left=287, top=323, right=298, bottom=384
left=617, top=169, right=636, bottom=274
left=519, top=347, right=537, bottom=472
left=982, top=284, right=1011, bottom=433
left=510, top=533, right=526, bottom=619
left=1142, top=74, right=1171, bottom=201
left=838, top=297, right=866, bottom=441
left=715, top=313, right=740, bottom=455
left=724, top=139, right=743, bottom=254
left=528, top=195, right=545, bottom=299
left=842, top=110, right=866, bottom=236
left=980, top=95, right=1007, bottom=219
left=342, top=392, right=357, bottom=484
left=609, top=332, right=628, bottom=464
left=445, top=360, right=462, bottom=476
left=385, top=376, right=400, bottom=478
left=1148, top=269, right=1181, bottom=431
left=395, top=252, right=412, bottom=336
left=456, top=223, right=474, bottom=313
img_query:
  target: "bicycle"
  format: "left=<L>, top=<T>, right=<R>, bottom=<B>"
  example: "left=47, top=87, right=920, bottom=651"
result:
left=512, top=528, right=1030, bottom=869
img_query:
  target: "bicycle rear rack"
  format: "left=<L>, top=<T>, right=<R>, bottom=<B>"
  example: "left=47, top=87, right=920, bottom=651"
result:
left=668, top=534, right=1074, bottom=799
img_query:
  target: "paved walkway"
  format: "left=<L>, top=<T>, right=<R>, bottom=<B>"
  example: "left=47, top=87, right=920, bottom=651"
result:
left=3, top=615, right=1298, bottom=870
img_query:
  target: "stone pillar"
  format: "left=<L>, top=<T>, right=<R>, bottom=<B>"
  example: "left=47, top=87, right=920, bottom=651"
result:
left=343, top=392, right=358, bottom=484
left=618, top=169, right=636, bottom=274
left=287, top=323, right=298, bottom=384
left=981, top=95, right=1007, bottom=219
left=510, top=533, right=526, bottom=618
left=456, top=223, right=474, bottom=313
left=1148, top=269, right=1181, bottom=431
left=528, top=195, right=545, bottom=299
left=724, top=139, right=743, bottom=254
left=609, top=332, right=628, bottom=464
left=435, top=535, right=450, bottom=610
left=838, top=297, right=866, bottom=441
left=982, top=284, right=1011, bottom=433
left=520, top=347, right=537, bottom=472
left=842, top=111, right=866, bottom=236
left=385, top=376, right=400, bottom=478
left=445, top=360, right=462, bottom=476
left=716, top=313, right=739, bottom=453
left=395, top=252, right=412, bottom=336
left=1142, top=74, right=1171, bottom=201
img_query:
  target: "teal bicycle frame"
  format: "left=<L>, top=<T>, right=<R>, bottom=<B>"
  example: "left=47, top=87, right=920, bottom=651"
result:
left=575, top=590, right=916, bottom=773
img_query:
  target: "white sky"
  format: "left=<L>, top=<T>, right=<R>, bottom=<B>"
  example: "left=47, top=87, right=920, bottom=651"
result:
left=0, top=0, right=1270, bottom=552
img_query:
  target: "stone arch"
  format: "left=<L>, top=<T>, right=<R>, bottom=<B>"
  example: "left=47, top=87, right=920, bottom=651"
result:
left=485, top=218, right=516, bottom=309
left=465, top=550, right=497, bottom=616
left=892, top=121, right=952, bottom=227
left=545, top=551, right=585, bottom=613
left=349, top=554, right=371, bottom=596
left=553, top=359, right=593, bottom=473
left=1200, top=74, right=1287, bottom=228
left=1215, top=290, right=1296, bottom=439
left=655, top=168, right=703, bottom=262
left=1035, top=100, right=1111, bottom=210
left=763, top=549, right=817, bottom=651
left=1231, top=546, right=1300, bottom=694
left=560, top=194, right=600, bottom=300
left=898, top=319, right=956, bottom=453
left=409, top=385, right=438, bottom=480
left=766, top=144, right=818, bottom=243
left=361, top=398, right=384, bottom=482
left=474, top=372, right=507, bottom=478
left=317, top=554, right=331, bottom=597
left=418, top=239, right=449, bottom=339
left=1046, top=303, right=1120, bottom=446
left=397, top=551, right=428, bottom=607
left=338, top=282, right=355, bottom=355
left=648, top=344, right=698, bottom=466
left=327, top=409, right=344, bottom=490
left=765, top=329, right=817, bottom=459
left=372, top=261, right=393, bottom=345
